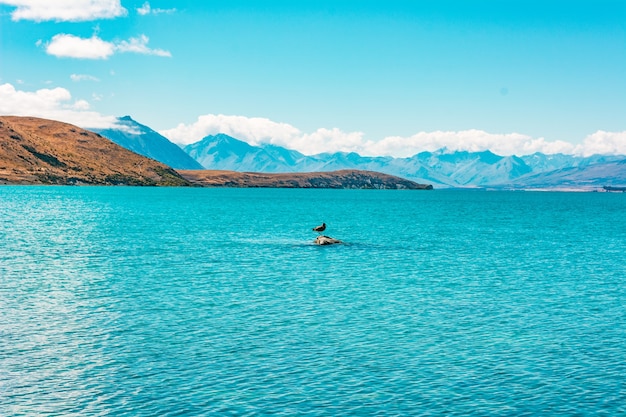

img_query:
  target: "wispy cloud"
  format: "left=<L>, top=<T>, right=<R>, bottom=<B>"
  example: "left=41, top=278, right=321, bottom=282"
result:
left=116, top=35, right=171, bottom=57
left=0, top=0, right=127, bottom=22
left=136, top=2, right=176, bottom=16
left=70, top=74, right=101, bottom=82
left=43, top=34, right=171, bottom=59
left=161, top=114, right=626, bottom=157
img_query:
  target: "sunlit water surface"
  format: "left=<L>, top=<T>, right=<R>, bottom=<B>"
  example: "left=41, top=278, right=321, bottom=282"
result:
left=1, top=186, right=625, bottom=416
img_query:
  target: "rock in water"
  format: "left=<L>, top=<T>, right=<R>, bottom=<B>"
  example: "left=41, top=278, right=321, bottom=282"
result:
left=315, top=235, right=342, bottom=245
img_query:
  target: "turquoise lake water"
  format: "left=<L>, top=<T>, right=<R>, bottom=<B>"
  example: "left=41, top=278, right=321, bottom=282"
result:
left=1, top=186, right=625, bottom=416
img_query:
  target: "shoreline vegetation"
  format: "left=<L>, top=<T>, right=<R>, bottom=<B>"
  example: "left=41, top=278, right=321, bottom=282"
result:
left=0, top=116, right=431, bottom=189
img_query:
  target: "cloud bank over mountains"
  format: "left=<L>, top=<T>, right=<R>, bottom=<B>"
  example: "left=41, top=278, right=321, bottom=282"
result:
left=161, top=113, right=626, bottom=158
left=1, top=82, right=625, bottom=158
left=160, top=115, right=367, bottom=157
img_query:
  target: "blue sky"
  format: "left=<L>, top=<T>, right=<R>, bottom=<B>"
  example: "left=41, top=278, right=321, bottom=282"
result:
left=1, top=0, right=625, bottom=156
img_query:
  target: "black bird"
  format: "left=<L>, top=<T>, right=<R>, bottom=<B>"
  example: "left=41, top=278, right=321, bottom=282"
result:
left=312, top=222, right=326, bottom=233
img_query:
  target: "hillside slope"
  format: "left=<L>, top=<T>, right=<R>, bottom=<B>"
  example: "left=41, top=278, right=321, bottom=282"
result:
left=93, top=116, right=203, bottom=170
left=0, top=116, right=189, bottom=186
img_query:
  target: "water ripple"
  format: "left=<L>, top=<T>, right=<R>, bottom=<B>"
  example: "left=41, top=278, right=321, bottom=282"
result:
left=1, top=187, right=625, bottom=415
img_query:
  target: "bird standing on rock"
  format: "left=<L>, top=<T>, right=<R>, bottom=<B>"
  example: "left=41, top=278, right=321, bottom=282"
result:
left=312, top=222, right=326, bottom=233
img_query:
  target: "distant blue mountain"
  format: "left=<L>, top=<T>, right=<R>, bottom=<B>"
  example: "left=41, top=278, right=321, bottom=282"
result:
left=508, top=157, right=626, bottom=189
left=184, top=134, right=309, bottom=172
left=93, top=116, right=203, bottom=170
left=399, top=150, right=532, bottom=186
left=182, top=133, right=626, bottom=188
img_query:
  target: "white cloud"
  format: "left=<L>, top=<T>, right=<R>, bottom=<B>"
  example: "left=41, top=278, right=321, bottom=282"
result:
left=44, top=34, right=171, bottom=59
left=0, top=0, right=127, bottom=22
left=116, top=35, right=171, bottom=57
left=575, top=131, right=626, bottom=157
left=72, top=99, right=91, bottom=111
left=160, top=114, right=363, bottom=155
left=0, top=83, right=116, bottom=129
left=137, top=2, right=176, bottom=16
left=137, top=2, right=151, bottom=15
left=70, top=74, right=101, bottom=82
left=161, top=113, right=626, bottom=158
left=46, top=34, right=115, bottom=59
left=367, top=130, right=578, bottom=157
left=299, top=128, right=367, bottom=155
left=161, top=114, right=300, bottom=146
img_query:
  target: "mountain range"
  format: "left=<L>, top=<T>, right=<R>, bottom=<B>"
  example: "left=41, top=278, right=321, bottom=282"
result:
left=1, top=116, right=426, bottom=189
left=182, top=129, right=626, bottom=189
left=95, top=116, right=626, bottom=189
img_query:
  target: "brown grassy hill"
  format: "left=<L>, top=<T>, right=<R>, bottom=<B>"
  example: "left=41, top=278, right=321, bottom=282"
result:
left=0, top=116, right=189, bottom=186
left=178, top=169, right=433, bottom=189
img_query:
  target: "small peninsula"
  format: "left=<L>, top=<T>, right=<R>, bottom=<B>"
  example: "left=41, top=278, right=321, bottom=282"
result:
left=177, top=169, right=433, bottom=189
